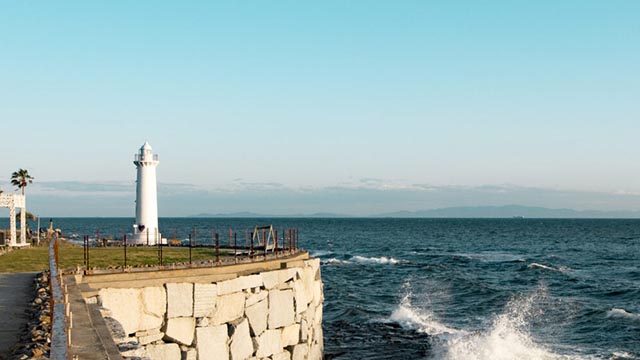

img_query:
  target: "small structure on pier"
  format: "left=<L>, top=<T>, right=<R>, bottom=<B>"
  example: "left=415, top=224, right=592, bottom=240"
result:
left=132, top=141, right=162, bottom=245
left=0, top=193, right=28, bottom=246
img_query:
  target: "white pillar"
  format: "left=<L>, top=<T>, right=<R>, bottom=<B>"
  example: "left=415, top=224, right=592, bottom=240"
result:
left=9, top=205, right=16, bottom=246
left=133, top=141, right=161, bottom=245
left=20, top=206, right=26, bottom=245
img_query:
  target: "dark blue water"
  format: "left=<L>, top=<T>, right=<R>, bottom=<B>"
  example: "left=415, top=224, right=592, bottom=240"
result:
left=10, top=218, right=639, bottom=359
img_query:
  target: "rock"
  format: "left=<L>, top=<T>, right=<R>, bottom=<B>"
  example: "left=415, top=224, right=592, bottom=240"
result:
left=141, top=286, right=166, bottom=330
left=253, top=329, right=281, bottom=358
left=166, top=283, right=193, bottom=318
left=291, top=344, right=308, bottom=360
left=182, top=348, right=197, bottom=360
left=261, top=270, right=280, bottom=290
left=312, top=281, right=322, bottom=307
left=210, top=292, right=245, bottom=325
left=300, top=319, right=308, bottom=342
left=217, top=274, right=263, bottom=295
left=138, top=331, right=164, bottom=345
left=245, top=298, right=268, bottom=337
left=292, top=281, right=307, bottom=314
left=302, top=267, right=315, bottom=303
left=245, top=290, right=268, bottom=307
left=229, top=319, right=253, bottom=360
left=99, top=288, right=142, bottom=335
left=196, top=325, right=229, bottom=360
left=268, top=290, right=294, bottom=329
left=164, top=317, right=195, bottom=346
left=278, top=269, right=297, bottom=284
left=313, top=305, right=322, bottom=326
left=281, top=323, right=300, bottom=347
left=193, top=283, right=217, bottom=317
left=272, top=350, right=291, bottom=360
left=146, top=343, right=181, bottom=360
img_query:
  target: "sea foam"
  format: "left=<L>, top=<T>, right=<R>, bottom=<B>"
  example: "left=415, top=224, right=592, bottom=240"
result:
left=351, top=255, right=403, bottom=264
left=392, top=282, right=587, bottom=360
left=607, top=308, right=640, bottom=322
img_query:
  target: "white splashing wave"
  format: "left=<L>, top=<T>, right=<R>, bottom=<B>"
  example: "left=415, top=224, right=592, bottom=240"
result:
left=393, top=283, right=589, bottom=360
left=310, top=250, right=333, bottom=257
left=607, top=308, right=640, bottom=322
left=351, top=255, right=403, bottom=264
left=389, top=291, right=461, bottom=337
left=321, top=258, right=350, bottom=265
left=528, top=263, right=571, bottom=273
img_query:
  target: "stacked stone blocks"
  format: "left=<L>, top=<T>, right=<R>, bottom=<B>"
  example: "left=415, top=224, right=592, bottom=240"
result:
left=98, top=259, right=323, bottom=360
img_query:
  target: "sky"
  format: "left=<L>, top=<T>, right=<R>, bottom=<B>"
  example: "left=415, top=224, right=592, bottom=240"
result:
left=0, top=1, right=639, bottom=216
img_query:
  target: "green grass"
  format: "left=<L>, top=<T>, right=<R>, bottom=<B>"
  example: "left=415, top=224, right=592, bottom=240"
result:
left=0, top=242, right=230, bottom=273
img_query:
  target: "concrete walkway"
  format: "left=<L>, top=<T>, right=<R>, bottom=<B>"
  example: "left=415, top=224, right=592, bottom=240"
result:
left=0, top=272, right=36, bottom=359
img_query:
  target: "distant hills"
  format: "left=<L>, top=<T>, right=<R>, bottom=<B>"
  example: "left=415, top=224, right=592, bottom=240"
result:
left=191, top=205, right=640, bottom=218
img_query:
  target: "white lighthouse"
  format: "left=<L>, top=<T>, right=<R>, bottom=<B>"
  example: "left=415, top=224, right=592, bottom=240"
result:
left=133, top=141, right=162, bottom=245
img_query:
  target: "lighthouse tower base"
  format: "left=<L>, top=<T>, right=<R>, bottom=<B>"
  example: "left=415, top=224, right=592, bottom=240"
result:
left=132, top=227, right=164, bottom=245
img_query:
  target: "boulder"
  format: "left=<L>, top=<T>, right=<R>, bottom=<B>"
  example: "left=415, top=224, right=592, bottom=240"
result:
left=262, top=270, right=280, bottom=290
left=292, top=282, right=307, bottom=314
left=166, top=283, right=193, bottom=318
left=99, top=288, right=142, bottom=335
left=196, top=325, right=229, bottom=360
left=245, top=290, right=268, bottom=307
left=164, top=317, right=195, bottom=346
left=268, top=290, right=294, bottom=329
left=245, top=298, right=268, bottom=336
left=302, top=267, right=315, bottom=303
left=146, top=343, right=181, bottom=360
left=281, top=323, right=300, bottom=347
left=138, top=331, right=164, bottom=345
left=182, top=348, right=197, bottom=360
left=217, top=274, right=263, bottom=295
left=312, top=281, right=323, bottom=307
left=229, top=319, right=253, bottom=360
left=210, top=292, right=245, bottom=325
left=272, top=350, right=291, bottom=360
left=253, top=329, right=281, bottom=358
left=194, top=283, right=217, bottom=317
left=291, top=344, right=308, bottom=360
left=141, top=286, right=166, bottom=330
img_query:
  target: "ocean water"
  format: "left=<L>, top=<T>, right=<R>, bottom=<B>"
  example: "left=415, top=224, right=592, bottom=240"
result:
left=8, top=217, right=639, bottom=359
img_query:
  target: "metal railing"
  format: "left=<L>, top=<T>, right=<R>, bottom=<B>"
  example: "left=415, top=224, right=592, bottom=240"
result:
left=81, top=226, right=300, bottom=272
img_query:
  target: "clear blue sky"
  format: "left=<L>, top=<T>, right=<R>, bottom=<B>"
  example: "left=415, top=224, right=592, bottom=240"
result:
left=1, top=1, right=639, bottom=216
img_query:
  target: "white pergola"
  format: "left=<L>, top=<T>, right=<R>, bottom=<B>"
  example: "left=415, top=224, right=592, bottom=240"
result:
left=0, top=193, right=28, bottom=247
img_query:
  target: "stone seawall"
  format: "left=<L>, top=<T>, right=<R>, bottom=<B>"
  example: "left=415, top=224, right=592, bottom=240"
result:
left=94, top=258, right=323, bottom=360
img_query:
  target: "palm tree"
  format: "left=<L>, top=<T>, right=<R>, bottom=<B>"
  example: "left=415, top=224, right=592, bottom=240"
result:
left=11, top=168, right=34, bottom=195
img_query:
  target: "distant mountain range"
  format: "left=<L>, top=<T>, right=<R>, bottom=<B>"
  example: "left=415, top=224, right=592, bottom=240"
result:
left=191, top=205, right=640, bottom=218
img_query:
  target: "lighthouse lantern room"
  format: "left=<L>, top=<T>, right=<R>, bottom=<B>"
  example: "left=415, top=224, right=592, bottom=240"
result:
left=133, top=141, right=162, bottom=245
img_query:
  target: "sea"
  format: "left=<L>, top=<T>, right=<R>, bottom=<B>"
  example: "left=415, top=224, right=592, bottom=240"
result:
left=12, top=217, right=640, bottom=359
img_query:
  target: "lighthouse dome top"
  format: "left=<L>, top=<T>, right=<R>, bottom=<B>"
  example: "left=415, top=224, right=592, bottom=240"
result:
left=140, top=141, right=153, bottom=151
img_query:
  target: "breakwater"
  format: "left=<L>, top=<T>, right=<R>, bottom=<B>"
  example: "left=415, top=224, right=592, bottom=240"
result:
left=77, top=253, right=323, bottom=360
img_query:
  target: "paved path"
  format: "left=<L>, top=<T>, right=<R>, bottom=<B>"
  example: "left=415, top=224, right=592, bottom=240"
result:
left=0, top=272, right=36, bottom=359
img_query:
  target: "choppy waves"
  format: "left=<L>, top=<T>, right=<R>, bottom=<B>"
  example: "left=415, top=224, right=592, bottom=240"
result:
left=389, top=282, right=591, bottom=360
left=528, top=262, right=571, bottom=273
left=315, top=251, right=405, bottom=266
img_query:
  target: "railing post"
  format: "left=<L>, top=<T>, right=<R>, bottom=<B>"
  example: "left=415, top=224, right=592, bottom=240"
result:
left=263, top=229, right=267, bottom=259
left=234, top=232, right=237, bottom=260
left=250, top=232, right=254, bottom=258
left=123, top=234, right=127, bottom=269
left=189, top=233, right=192, bottom=266
left=215, top=233, right=220, bottom=263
